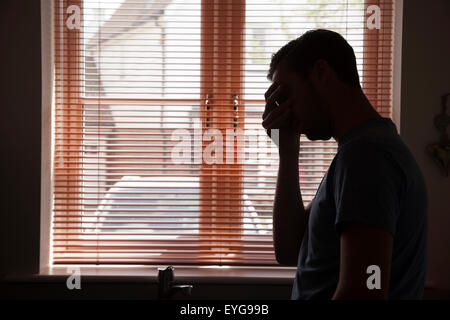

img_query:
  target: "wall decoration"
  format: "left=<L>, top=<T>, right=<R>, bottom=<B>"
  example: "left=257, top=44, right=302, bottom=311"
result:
left=427, top=93, right=450, bottom=177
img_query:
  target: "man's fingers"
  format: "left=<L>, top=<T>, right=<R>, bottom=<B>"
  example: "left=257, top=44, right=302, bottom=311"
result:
left=262, top=100, right=290, bottom=129
left=262, top=97, right=293, bottom=128
left=266, top=85, right=283, bottom=106
left=262, top=85, right=283, bottom=120
left=263, top=106, right=292, bottom=129
left=264, top=82, right=279, bottom=101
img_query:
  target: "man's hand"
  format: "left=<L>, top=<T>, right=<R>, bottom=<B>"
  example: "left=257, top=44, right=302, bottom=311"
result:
left=262, top=83, right=301, bottom=155
left=262, top=83, right=293, bottom=130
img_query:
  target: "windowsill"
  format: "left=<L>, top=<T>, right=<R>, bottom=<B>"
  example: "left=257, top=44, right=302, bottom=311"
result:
left=3, top=265, right=296, bottom=285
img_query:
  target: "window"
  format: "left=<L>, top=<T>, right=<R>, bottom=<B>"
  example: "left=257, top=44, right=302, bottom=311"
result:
left=52, top=0, right=393, bottom=267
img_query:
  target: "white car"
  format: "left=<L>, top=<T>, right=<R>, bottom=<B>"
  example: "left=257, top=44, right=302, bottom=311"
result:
left=82, top=176, right=271, bottom=239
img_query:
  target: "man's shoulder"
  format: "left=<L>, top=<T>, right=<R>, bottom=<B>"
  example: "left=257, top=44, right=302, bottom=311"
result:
left=332, top=136, right=410, bottom=193
left=332, top=133, right=427, bottom=206
left=336, top=128, right=419, bottom=176
left=336, top=118, right=412, bottom=163
left=335, top=137, right=397, bottom=167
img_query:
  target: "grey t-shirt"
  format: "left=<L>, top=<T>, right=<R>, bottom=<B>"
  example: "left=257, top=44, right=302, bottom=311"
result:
left=291, top=117, right=428, bottom=300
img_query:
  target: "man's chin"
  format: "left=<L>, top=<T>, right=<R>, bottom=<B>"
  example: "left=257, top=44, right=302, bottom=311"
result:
left=297, top=122, right=332, bottom=141
left=304, top=131, right=332, bottom=141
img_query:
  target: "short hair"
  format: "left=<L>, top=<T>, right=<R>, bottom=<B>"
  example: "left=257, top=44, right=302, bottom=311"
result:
left=267, top=29, right=360, bottom=87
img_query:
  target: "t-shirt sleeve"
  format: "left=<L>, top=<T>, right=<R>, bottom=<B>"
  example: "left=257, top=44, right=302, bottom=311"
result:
left=333, top=141, right=405, bottom=237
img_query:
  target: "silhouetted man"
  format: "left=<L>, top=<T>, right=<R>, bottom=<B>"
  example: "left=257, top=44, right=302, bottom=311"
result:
left=262, top=29, right=427, bottom=299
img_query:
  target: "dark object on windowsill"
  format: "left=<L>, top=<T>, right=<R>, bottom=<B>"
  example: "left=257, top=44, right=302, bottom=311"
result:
left=157, top=266, right=193, bottom=300
left=426, top=93, right=450, bottom=177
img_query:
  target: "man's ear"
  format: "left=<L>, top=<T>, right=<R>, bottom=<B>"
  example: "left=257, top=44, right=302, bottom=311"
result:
left=310, top=59, right=332, bottom=89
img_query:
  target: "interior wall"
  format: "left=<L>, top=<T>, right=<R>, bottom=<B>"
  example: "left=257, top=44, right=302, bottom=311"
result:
left=0, top=0, right=42, bottom=276
left=400, top=0, right=450, bottom=290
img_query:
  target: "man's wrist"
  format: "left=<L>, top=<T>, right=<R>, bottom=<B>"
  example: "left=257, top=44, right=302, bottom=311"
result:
left=279, top=147, right=299, bottom=160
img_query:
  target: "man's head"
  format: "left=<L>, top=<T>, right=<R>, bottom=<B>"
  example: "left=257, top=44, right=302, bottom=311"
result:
left=267, top=29, right=362, bottom=141
left=267, top=29, right=360, bottom=87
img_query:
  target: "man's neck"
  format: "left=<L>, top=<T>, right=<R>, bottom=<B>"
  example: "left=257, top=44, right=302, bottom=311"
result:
left=330, top=88, right=381, bottom=144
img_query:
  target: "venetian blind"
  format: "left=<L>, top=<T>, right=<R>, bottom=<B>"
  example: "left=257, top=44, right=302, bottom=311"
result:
left=51, top=0, right=394, bottom=266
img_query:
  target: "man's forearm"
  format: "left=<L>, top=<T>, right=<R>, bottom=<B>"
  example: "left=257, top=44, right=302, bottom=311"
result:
left=272, top=150, right=308, bottom=266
